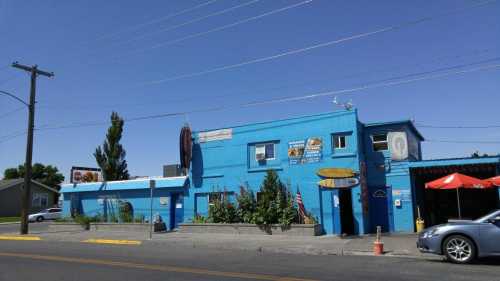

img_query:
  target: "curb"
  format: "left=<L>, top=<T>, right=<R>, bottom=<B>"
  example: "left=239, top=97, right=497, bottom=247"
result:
left=0, top=222, right=21, bottom=225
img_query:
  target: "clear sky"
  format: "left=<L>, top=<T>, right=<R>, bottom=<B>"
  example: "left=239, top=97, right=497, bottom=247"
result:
left=1, top=0, right=499, bottom=182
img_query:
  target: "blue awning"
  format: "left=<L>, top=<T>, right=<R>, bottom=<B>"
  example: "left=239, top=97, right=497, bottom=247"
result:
left=60, top=176, right=188, bottom=193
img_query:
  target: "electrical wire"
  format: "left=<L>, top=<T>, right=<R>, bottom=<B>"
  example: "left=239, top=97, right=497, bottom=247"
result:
left=44, top=47, right=498, bottom=111
left=141, top=0, right=498, bottom=85
left=110, top=0, right=314, bottom=61
left=112, top=0, right=261, bottom=47
left=30, top=62, right=500, bottom=132
left=416, top=124, right=500, bottom=129
left=91, top=0, right=219, bottom=42
left=426, top=139, right=500, bottom=144
left=0, top=106, right=25, bottom=120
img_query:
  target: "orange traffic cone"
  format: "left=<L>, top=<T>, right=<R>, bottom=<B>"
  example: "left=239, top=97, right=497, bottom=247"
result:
left=373, top=226, right=384, bottom=255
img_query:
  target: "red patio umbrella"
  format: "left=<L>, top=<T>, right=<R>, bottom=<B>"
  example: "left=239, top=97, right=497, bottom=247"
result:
left=485, top=176, right=500, bottom=187
left=425, top=173, right=493, bottom=219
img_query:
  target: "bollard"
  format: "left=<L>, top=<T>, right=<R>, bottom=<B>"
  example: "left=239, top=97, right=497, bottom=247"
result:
left=373, top=226, right=384, bottom=255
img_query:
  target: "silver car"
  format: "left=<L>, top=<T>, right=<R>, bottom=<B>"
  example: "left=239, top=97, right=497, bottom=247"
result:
left=28, top=208, right=62, bottom=222
left=417, top=210, right=500, bottom=263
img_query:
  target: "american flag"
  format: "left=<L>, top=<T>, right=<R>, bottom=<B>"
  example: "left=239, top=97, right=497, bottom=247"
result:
left=296, top=190, right=306, bottom=220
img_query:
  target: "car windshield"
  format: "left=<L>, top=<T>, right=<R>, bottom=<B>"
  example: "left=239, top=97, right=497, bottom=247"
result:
left=474, top=210, right=500, bottom=223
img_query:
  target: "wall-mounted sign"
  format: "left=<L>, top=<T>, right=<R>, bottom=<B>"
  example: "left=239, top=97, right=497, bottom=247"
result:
left=288, top=137, right=322, bottom=165
left=392, top=189, right=411, bottom=202
left=372, top=189, right=387, bottom=198
left=388, top=132, right=409, bottom=161
left=198, top=128, right=232, bottom=143
left=318, top=178, right=359, bottom=189
left=70, top=166, right=102, bottom=184
left=159, top=197, right=169, bottom=206
left=317, top=168, right=356, bottom=179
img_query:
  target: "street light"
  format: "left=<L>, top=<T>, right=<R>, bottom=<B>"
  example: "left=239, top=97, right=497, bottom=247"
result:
left=0, top=90, right=28, bottom=107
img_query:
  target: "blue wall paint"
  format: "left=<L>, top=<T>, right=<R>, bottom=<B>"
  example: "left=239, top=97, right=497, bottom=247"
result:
left=60, top=111, right=500, bottom=236
left=192, top=110, right=365, bottom=234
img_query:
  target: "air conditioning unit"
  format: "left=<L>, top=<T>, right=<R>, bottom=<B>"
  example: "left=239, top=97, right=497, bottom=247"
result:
left=256, top=153, right=266, bottom=161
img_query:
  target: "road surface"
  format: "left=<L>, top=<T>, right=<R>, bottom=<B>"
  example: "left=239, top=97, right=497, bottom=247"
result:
left=0, top=221, right=50, bottom=234
left=0, top=239, right=498, bottom=281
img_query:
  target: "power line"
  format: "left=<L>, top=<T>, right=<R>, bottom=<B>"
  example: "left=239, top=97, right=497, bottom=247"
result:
left=91, top=0, right=219, bottom=42
left=416, top=124, right=500, bottom=129
left=426, top=139, right=500, bottom=144
left=111, top=0, right=261, bottom=47
left=43, top=47, right=498, bottom=111
left=30, top=62, right=500, bottom=132
left=109, top=0, right=313, bottom=61
left=0, top=106, right=25, bottom=119
left=141, top=0, right=498, bottom=85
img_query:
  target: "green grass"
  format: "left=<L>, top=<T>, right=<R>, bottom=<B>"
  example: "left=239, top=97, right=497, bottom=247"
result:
left=0, top=217, right=20, bottom=223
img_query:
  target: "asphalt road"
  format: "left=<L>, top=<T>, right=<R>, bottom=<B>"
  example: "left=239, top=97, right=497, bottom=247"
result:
left=0, top=239, right=499, bottom=281
left=0, top=221, right=50, bottom=234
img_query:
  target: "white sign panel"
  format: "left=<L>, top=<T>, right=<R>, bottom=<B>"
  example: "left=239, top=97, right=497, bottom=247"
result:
left=159, top=197, right=169, bottom=206
left=198, top=129, right=232, bottom=143
left=388, top=132, right=408, bottom=161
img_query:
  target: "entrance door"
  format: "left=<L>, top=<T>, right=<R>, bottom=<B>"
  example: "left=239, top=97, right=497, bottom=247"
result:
left=339, top=188, right=355, bottom=235
left=169, top=194, right=184, bottom=230
left=370, top=187, right=390, bottom=232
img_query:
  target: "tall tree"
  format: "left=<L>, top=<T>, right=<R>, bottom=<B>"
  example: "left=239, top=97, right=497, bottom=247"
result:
left=3, top=163, right=65, bottom=190
left=94, top=111, right=129, bottom=181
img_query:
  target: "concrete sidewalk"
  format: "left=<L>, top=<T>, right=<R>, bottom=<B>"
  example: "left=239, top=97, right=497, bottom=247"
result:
left=2, top=226, right=435, bottom=259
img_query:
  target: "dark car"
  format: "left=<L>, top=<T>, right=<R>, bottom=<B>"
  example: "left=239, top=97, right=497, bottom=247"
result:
left=417, top=210, right=500, bottom=263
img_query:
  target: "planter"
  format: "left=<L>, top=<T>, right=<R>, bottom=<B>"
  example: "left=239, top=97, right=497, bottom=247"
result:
left=50, top=222, right=152, bottom=233
left=179, top=223, right=322, bottom=236
left=49, top=223, right=88, bottom=232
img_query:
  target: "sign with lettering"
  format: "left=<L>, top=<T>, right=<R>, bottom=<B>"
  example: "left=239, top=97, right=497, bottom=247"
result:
left=288, top=137, right=322, bottom=165
left=198, top=129, right=232, bottom=143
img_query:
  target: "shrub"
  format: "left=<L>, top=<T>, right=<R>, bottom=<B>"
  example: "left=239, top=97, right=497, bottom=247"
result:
left=254, top=170, right=298, bottom=227
left=208, top=194, right=238, bottom=223
left=74, top=214, right=91, bottom=230
left=118, top=201, right=133, bottom=223
left=236, top=185, right=257, bottom=223
left=193, top=215, right=208, bottom=223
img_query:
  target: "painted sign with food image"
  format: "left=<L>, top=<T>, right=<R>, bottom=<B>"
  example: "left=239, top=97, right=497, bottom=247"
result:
left=288, top=137, right=322, bottom=165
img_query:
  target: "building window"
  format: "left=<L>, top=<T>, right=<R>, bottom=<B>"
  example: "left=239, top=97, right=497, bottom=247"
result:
left=32, top=193, right=49, bottom=208
left=208, top=193, right=222, bottom=206
left=372, top=133, right=388, bottom=151
left=333, top=135, right=347, bottom=150
left=255, top=143, right=275, bottom=161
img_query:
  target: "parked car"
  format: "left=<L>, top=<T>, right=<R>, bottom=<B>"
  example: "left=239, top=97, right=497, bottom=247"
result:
left=28, top=208, right=62, bottom=222
left=417, top=209, right=500, bottom=263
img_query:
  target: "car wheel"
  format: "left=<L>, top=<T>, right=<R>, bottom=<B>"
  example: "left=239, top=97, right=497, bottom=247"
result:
left=36, top=216, right=44, bottom=222
left=443, top=235, right=476, bottom=264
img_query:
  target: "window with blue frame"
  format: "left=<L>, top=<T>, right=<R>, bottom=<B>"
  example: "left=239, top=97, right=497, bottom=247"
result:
left=255, top=143, right=275, bottom=161
left=331, top=132, right=352, bottom=154
left=248, top=141, right=280, bottom=169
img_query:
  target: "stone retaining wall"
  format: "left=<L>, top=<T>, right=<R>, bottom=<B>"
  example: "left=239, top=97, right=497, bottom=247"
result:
left=179, top=223, right=322, bottom=236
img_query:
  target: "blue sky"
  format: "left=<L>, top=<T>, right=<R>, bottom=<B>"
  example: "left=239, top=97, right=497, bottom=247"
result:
left=0, top=0, right=499, bottom=181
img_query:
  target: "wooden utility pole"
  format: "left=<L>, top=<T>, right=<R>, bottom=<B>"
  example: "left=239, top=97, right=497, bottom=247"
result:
left=12, top=62, right=54, bottom=235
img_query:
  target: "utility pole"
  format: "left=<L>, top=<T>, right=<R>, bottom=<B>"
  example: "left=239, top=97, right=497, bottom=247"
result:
left=12, top=62, right=54, bottom=235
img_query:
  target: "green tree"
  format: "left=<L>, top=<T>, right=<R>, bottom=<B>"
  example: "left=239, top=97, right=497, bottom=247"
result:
left=3, top=163, right=65, bottom=190
left=94, top=112, right=129, bottom=181
left=254, top=170, right=297, bottom=227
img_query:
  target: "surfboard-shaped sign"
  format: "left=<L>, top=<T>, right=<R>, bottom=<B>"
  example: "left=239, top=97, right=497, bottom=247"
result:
left=317, top=168, right=357, bottom=179
left=318, top=178, right=359, bottom=189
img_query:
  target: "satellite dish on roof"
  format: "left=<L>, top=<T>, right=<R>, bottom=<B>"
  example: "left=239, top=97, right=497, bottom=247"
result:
left=388, top=132, right=408, bottom=161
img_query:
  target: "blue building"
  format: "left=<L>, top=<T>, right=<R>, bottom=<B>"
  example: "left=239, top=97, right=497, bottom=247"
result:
left=60, top=177, right=189, bottom=229
left=60, top=109, right=500, bottom=235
